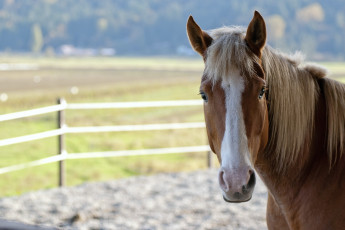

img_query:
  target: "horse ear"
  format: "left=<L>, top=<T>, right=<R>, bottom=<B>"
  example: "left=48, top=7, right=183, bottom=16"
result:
left=187, top=16, right=213, bottom=57
left=245, top=11, right=266, bottom=57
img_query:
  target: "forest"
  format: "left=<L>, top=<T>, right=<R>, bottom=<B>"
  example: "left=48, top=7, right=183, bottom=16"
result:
left=0, top=0, right=344, bottom=60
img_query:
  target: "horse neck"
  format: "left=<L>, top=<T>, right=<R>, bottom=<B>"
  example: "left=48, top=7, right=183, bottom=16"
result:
left=256, top=90, right=345, bottom=227
left=255, top=85, right=326, bottom=198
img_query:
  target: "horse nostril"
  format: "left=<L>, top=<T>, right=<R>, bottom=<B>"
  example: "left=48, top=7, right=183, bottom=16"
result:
left=247, top=171, right=256, bottom=190
left=218, top=169, right=229, bottom=192
left=242, top=170, right=256, bottom=194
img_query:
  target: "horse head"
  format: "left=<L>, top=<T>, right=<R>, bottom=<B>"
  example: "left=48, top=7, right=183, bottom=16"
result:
left=187, top=11, right=269, bottom=203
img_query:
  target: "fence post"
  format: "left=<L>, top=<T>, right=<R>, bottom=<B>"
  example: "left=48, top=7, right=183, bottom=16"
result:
left=207, top=150, right=213, bottom=168
left=57, top=98, right=66, bottom=187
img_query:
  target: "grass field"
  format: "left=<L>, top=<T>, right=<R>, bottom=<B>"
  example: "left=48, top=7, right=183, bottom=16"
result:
left=0, top=56, right=344, bottom=197
left=0, top=57, right=213, bottom=197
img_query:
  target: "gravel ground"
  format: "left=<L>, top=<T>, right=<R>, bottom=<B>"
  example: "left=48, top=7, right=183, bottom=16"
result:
left=0, top=169, right=268, bottom=230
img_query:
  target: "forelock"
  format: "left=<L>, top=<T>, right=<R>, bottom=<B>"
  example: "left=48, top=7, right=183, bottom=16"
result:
left=204, top=26, right=259, bottom=85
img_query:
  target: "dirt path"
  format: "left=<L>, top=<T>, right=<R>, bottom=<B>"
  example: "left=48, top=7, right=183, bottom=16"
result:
left=0, top=169, right=267, bottom=230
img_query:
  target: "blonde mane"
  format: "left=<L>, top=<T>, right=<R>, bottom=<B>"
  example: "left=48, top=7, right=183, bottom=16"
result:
left=205, top=27, right=345, bottom=171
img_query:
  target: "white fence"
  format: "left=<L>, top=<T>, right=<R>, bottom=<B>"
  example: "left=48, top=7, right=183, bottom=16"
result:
left=0, top=99, right=211, bottom=186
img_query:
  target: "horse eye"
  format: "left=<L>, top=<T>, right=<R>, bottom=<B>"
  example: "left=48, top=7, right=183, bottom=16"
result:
left=258, top=87, right=266, bottom=99
left=199, top=91, right=208, bottom=102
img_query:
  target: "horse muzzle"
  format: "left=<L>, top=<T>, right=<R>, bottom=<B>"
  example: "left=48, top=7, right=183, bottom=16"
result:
left=218, top=166, right=256, bottom=203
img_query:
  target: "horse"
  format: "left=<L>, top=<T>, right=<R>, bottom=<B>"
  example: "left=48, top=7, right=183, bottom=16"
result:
left=187, top=11, right=345, bottom=229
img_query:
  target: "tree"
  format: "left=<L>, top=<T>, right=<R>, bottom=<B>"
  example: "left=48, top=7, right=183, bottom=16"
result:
left=296, top=3, right=325, bottom=24
left=31, top=24, right=43, bottom=53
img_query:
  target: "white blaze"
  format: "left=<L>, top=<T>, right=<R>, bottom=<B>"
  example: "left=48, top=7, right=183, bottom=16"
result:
left=220, top=72, right=251, bottom=169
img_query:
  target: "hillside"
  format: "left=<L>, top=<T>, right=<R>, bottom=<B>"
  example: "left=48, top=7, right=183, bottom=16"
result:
left=0, top=0, right=344, bottom=60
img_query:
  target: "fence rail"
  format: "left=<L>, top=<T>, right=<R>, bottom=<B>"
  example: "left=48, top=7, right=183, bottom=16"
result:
left=0, top=122, right=206, bottom=147
left=0, top=104, right=66, bottom=122
left=0, top=100, right=203, bottom=122
left=0, top=99, right=211, bottom=186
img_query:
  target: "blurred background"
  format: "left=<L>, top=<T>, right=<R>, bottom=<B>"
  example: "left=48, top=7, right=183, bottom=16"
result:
left=0, top=0, right=345, bottom=197
left=0, top=0, right=345, bottom=59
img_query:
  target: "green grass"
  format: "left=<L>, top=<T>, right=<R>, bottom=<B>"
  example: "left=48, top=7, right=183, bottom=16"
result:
left=321, top=62, right=345, bottom=75
left=0, top=56, right=204, bottom=71
left=0, top=57, right=344, bottom=197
